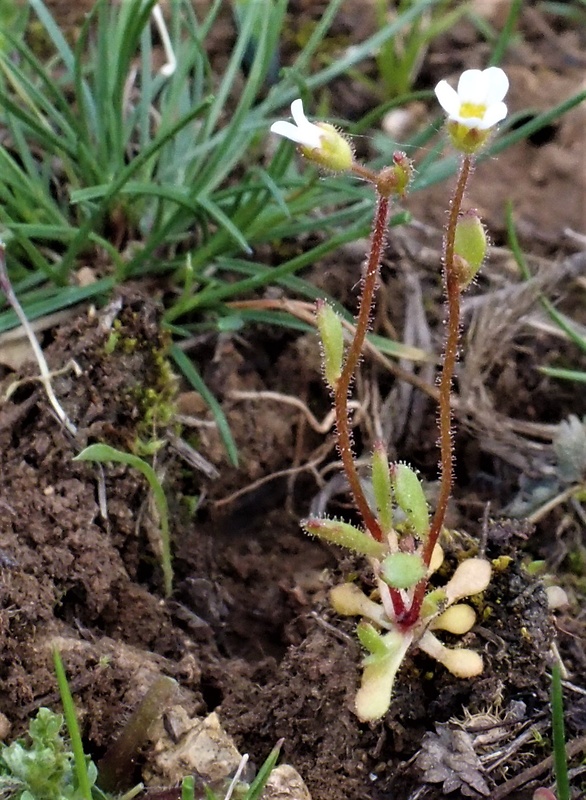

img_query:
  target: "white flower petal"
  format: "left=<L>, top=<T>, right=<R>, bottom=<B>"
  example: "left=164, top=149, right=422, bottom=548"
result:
left=483, top=66, right=509, bottom=104
left=270, top=121, right=310, bottom=146
left=481, top=101, right=508, bottom=129
left=454, top=113, right=485, bottom=128
left=291, top=98, right=309, bottom=127
left=434, top=80, right=461, bottom=117
left=457, top=69, right=484, bottom=103
left=271, top=99, right=324, bottom=149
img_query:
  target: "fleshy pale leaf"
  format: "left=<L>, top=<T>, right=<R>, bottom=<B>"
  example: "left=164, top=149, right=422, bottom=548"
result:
left=355, top=631, right=413, bottom=722
left=419, top=631, right=483, bottom=678
left=444, top=558, right=492, bottom=604
left=431, top=604, right=476, bottom=634
left=330, top=584, right=387, bottom=626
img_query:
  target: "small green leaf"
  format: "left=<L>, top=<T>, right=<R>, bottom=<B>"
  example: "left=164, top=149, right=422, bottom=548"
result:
left=316, top=300, right=344, bottom=388
left=303, top=517, right=386, bottom=559
left=390, top=463, right=429, bottom=537
left=380, top=552, right=426, bottom=589
left=371, top=443, right=393, bottom=534
left=357, top=622, right=391, bottom=661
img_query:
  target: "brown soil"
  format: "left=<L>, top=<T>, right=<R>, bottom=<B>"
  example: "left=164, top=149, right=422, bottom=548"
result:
left=2, top=2, right=586, bottom=800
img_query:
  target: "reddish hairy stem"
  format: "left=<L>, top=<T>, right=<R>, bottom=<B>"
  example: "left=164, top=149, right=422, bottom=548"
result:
left=333, top=191, right=406, bottom=618
left=334, top=192, right=389, bottom=542
left=401, top=155, right=473, bottom=629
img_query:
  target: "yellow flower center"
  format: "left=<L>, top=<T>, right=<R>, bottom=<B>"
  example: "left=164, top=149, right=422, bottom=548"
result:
left=459, top=101, right=486, bottom=119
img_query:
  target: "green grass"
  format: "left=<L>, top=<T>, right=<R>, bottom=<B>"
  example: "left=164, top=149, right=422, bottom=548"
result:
left=74, top=443, right=173, bottom=595
left=506, top=201, right=586, bottom=385
left=0, top=0, right=584, bottom=457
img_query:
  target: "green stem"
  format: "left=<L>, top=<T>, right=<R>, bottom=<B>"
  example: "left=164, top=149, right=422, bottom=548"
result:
left=401, top=154, right=473, bottom=628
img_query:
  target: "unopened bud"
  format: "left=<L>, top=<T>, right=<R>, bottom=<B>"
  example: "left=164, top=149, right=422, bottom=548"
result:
left=453, top=211, right=487, bottom=288
left=376, top=152, right=413, bottom=198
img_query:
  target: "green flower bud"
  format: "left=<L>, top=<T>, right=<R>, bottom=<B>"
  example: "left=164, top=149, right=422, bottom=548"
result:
left=390, top=463, right=430, bottom=537
left=316, top=300, right=344, bottom=388
left=453, top=210, right=487, bottom=288
left=380, top=552, right=426, bottom=589
left=376, top=152, right=413, bottom=198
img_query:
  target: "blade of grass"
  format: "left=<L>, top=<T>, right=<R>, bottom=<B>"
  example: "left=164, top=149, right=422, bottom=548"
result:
left=489, top=0, right=523, bottom=65
left=52, top=649, right=94, bottom=800
left=506, top=202, right=586, bottom=354
left=74, top=443, right=173, bottom=596
left=551, top=663, right=570, bottom=800
left=170, top=344, right=238, bottom=467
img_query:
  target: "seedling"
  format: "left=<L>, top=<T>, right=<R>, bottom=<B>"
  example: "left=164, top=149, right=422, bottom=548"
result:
left=271, top=67, right=509, bottom=720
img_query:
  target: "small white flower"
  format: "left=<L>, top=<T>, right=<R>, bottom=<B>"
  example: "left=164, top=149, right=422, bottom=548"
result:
left=270, top=99, right=353, bottom=172
left=270, top=99, right=325, bottom=149
left=435, top=67, right=509, bottom=130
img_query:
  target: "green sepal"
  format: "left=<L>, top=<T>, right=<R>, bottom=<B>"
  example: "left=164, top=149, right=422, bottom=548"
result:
left=390, top=463, right=429, bottom=537
left=371, top=443, right=393, bottom=534
left=300, top=123, right=354, bottom=172
left=302, top=517, right=386, bottom=559
left=316, top=300, right=344, bottom=387
left=380, top=552, right=426, bottom=589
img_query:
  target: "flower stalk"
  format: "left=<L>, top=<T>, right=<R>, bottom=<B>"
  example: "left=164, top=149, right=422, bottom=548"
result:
left=403, top=153, right=474, bottom=627
left=270, top=69, right=508, bottom=719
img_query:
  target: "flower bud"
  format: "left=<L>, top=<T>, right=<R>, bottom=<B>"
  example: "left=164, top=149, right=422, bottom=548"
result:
left=316, top=300, right=344, bottom=388
left=270, top=100, right=353, bottom=172
left=453, top=210, right=487, bottom=288
left=376, top=152, right=413, bottom=198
